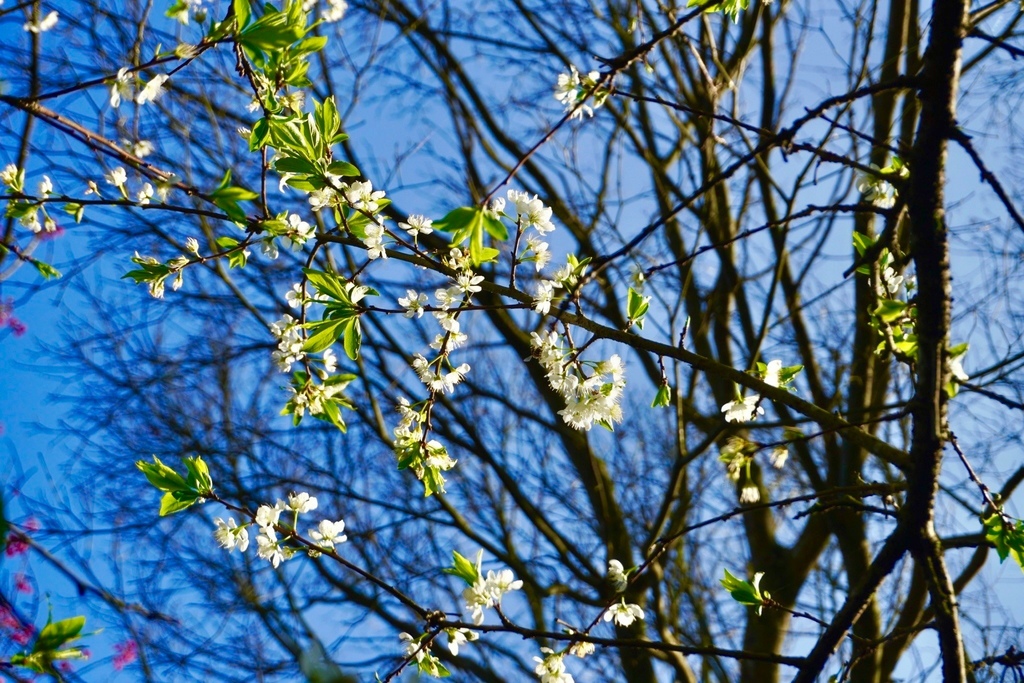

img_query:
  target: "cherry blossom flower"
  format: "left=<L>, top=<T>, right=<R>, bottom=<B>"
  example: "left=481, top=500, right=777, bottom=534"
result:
left=534, top=648, right=574, bottom=683
left=398, top=290, right=428, bottom=318
left=136, top=74, right=169, bottom=105
left=309, top=519, right=347, bottom=549
left=286, top=491, right=318, bottom=514
left=399, top=214, right=433, bottom=237
left=721, top=395, right=763, bottom=423
left=604, top=600, right=645, bottom=627
left=106, top=167, right=127, bottom=189
left=607, top=559, right=628, bottom=592
left=213, top=517, right=250, bottom=552
left=109, top=68, right=131, bottom=108
left=445, top=627, right=478, bottom=656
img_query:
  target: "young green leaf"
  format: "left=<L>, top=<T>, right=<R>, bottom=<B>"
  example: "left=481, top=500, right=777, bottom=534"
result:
left=135, top=456, right=189, bottom=492
left=983, top=513, right=1024, bottom=573
left=443, top=550, right=481, bottom=586
left=720, top=569, right=767, bottom=615
left=627, top=287, right=651, bottom=330
left=651, top=382, right=671, bottom=408
left=873, top=299, right=907, bottom=324
left=33, top=615, right=86, bottom=653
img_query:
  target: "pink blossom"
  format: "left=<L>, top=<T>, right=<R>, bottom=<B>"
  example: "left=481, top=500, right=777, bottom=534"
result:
left=15, top=573, right=32, bottom=594
left=113, top=640, right=137, bottom=671
left=5, top=536, right=29, bottom=557
left=12, top=624, right=35, bottom=645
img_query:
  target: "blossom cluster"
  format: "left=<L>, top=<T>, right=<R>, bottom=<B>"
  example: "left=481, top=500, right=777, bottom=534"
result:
left=534, top=648, right=575, bottom=683
left=462, top=553, right=524, bottom=625
left=1, top=165, right=62, bottom=235
left=213, top=492, right=347, bottom=569
left=553, top=66, right=608, bottom=120
left=720, top=359, right=790, bottom=424
left=530, top=331, right=626, bottom=431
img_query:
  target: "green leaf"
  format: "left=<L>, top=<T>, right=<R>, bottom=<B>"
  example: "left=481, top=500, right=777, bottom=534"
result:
left=63, top=202, right=84, bottom=223
left=432, top=206, right=479, bottom=235
left=33, top=616, right=85, bottom=653
left=627, top=287, right=650, bottom=330
left=443, top=550, right=480, bottom=586
left=302, top=268, right=350, bottom=301
left=183, top=456, right=213, bottom=494
left=852, top=231, right=875, bottom=257
left=135, top=456, right=189, bottom=493
left=32, top=259, right=61, bottom=280
left=687, top=0, right=750, bottom=21
left=274, top=156, right=318, bottom=175
left=326, top=160, right=360, bottom=177
left=983, top=513, right=1024, bottom=572
left=873, top=299, right=907, bottom=324
left=233, top=0, right=251, bottom=29
left=651, top=382, right=671, bottom=408
left=239, top=6, right=306, bottom=51
left=303, top=318, right=348, bottom=354
left=211, top=170, right=258, bottom=225
left=720, top=569, right=766, bottom=613
left=159, top=491, right=199, bottom=516
left=249, top=118, right=271, bottom=150
left=481, top=212, right=508, bottom=241
left=343, top=318, right=361, bottom=360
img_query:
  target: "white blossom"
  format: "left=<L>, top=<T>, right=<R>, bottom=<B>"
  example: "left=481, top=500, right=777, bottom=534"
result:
left=604, top=601, right=645, bottom=628
left=399, top=214, right=433, bottom=237
left=362, top=221, right=387, bottom=259
left=106, top=167, right=127, bottom=188
left=286, top=283, right=306, bottom=309
left=456, top=272, right=484, bottom=294
left=109, top=67, right=132, bottom=108
left=740, top=484, right=760, bottom=504
left=533, top=280, right=555, bottom=315
left=286, top=491, right=318, bottom=514
left=282, top=213, right=314, bottom=251
left=398, top=290, right=428, bottom=318
left=950, top=354, right=969, bottom=382
left=136, top=183, right=154, bottom=205
left=1, top=164, right=20, bottom=188
left=721, top=395, right=763, bottom=423
left=255, top=527, right=288, bottom=568
left=554, top=66, right=603, bottom=119
left=309, top=519, right=347, bottom=549
left=608, top=559, right=628, bottom=593
left=881, top=266, right=904, bottom=294
left=136, top=74, right=169, bottom=105
left=255, top=503, right=283, bottom=530
left=213, top=517, right=249, bottom=553
left=322, top=0, right=347, bottom=22
left=769, top=445, right=788, bottom=469
left=462, top=552, right=523, bottom=625
left=340, top=180, right=385, bottom=213
left=445, top=628, right=478, bottom=656
left=24, top=10, right=58, bottom=33
left=525, top=236, right=552, bottom=270
left=534, top=648, right=574, bottom=683
left=507, top=189, right=556, bottom=234
left=321, top=348, right=338, bottom=373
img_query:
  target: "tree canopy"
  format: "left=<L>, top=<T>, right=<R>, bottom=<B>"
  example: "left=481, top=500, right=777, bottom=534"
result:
left=2, top=0, right=1024, bottom=681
